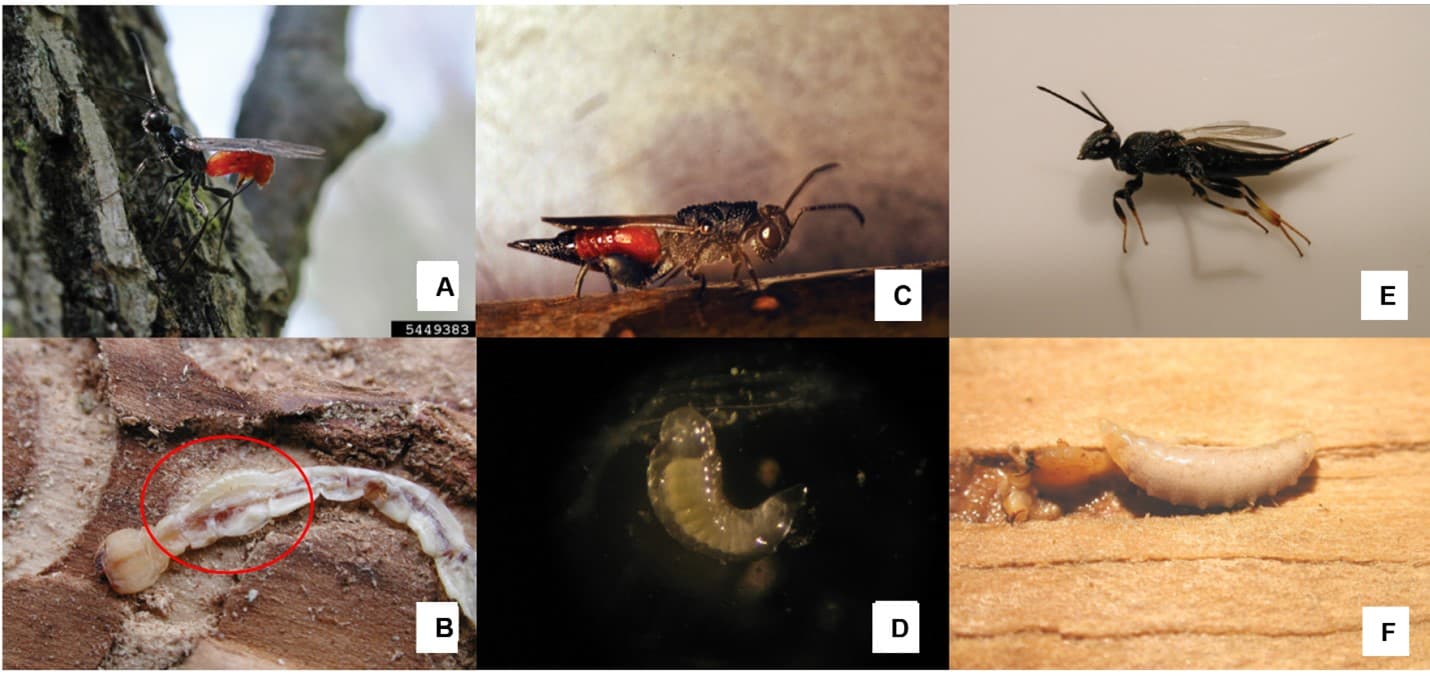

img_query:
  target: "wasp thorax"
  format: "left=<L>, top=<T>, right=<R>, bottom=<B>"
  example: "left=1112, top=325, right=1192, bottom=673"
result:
left=749, top=205, right=792, bottom=261
left=1078, top=129, right=1121, bottom=160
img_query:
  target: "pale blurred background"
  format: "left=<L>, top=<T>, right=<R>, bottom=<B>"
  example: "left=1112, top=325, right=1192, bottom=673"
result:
left=161, top=6, right=475, bottom=336
left=476, top=6, right=949, bottom=302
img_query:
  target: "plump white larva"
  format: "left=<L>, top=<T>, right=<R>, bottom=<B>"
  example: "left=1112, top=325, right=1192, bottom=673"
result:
left=646, top=406, right=807, bottom=558
left=96, top=466, right=475, bottom=625
left=1099, top=420, right=1317, bottom=509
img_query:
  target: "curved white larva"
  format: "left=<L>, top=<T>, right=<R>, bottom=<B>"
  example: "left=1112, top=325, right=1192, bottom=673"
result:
left=646, top=406, right=807, bottom=558
left=1099, top=420, right=1317, bottom=509
left=97, top=466, right=475, bottom=625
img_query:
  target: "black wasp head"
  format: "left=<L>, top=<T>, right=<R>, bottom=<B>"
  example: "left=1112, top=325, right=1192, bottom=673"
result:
left=1037, top=86, right=1120, bottom=161
left=1078, top=128, right=1121, bottom=161
left=746, top=205, right=793, bottom=261
left=142, top=107, right=171, bottom=136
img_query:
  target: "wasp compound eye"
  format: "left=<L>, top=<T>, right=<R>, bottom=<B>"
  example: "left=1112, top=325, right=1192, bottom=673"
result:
left=757, top=224, right=786, bottom=257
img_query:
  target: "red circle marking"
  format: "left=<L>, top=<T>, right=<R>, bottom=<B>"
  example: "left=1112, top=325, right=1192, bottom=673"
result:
left=139, top=434, right=315, bottom=576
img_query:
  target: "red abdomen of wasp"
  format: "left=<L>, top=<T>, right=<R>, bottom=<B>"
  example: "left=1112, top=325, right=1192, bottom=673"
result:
left=206, top=151, right=275, bottom=187
left=572, top=227, right=662, bottom=266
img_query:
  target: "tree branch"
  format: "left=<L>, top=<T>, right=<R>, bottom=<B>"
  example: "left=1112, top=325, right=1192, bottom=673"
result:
left=234, top=7, right=385, bottom=290
left=476, top=262, right=949, bottom=337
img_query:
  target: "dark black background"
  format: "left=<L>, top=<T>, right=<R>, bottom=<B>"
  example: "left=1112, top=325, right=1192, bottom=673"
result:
left=477, top=339, right=949, bottom=668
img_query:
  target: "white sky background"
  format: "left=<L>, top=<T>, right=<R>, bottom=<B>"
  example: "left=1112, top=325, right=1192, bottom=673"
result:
left=161, top=6, right=475, bottom=143
left=159, top=6, right=477, bottom=336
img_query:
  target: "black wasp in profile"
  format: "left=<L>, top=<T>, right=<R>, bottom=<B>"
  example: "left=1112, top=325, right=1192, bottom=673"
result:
left=1038, top=86, right=1347, bottom=256
left=508, top=163, right=864, bottom=297
left=101, top=31, right=325, bottom=268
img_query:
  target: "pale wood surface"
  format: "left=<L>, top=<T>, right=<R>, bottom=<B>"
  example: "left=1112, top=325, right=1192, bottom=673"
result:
left=949, top=338, right=1430, bottom=668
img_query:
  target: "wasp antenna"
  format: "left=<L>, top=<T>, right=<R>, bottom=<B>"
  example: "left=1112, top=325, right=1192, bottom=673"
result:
left=1037, top=85, right=1110, bottom=127
left=126, top=30, right=160, bottom=103
left=790, top=202, right=864, bottom=230
left=1080, top=91, right=1112, bottom=127
left=782, top=163, right=841, bottom=212
left=92, top=84, right=155, bottom=106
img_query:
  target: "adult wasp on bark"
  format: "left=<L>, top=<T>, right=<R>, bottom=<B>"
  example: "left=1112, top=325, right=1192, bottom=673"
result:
left=1038, top=86, right=1347, bottom=256
left=100, top=30, right=326, bottom=268
left=508, top=163, right=865, bottom=296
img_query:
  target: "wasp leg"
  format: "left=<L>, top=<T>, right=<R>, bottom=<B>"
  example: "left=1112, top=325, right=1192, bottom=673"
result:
left=204, top=180, right=248, bottom=266
left=157, top=172, right=191, bottom=238
left=573, top=263, right=590, bottom=297
left=572, top=260, right=633, bottom=296
left=687, top=270, right=711, bottom=327
left=1186, top=178, right=1269, bottom=234
left=174, top=172, right=214, bottom=226
left=98, top=155, right=155, bottom=204
left=731, top=249, right=763, bottom=291
left=178, top=180, right=242, bottom=270
left=191, top=183, right=212, bottom=221
left=160, top=175, right=211, bottom=267
left=1112, top=174, right=1147, bottom=253
left=1239, top=181, right=1311, bottom=256
left=1204, top=178, right=1310, bottom=257
left=682, top=270, right=712, bottom=309
left=653, top=266, right=684, bottom=287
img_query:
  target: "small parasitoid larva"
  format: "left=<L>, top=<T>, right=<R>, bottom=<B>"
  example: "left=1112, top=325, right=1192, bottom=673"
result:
left=1100, top=420, right=1317, bottom=509
left=646, top=406, right=807, bottom=558
left=96, top=466, right=475, bottom=625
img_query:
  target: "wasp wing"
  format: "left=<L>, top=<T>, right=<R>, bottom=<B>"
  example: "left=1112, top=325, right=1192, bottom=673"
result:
left=540, top=215, right=697, bottom=233
left=1178, top=123, right=1285, bottom=140
left=1186, top=138, right=1294, bottom=153
left=1180, top=123, right=1291, bottom=154
left=186, top=137, right=327, bottom=159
